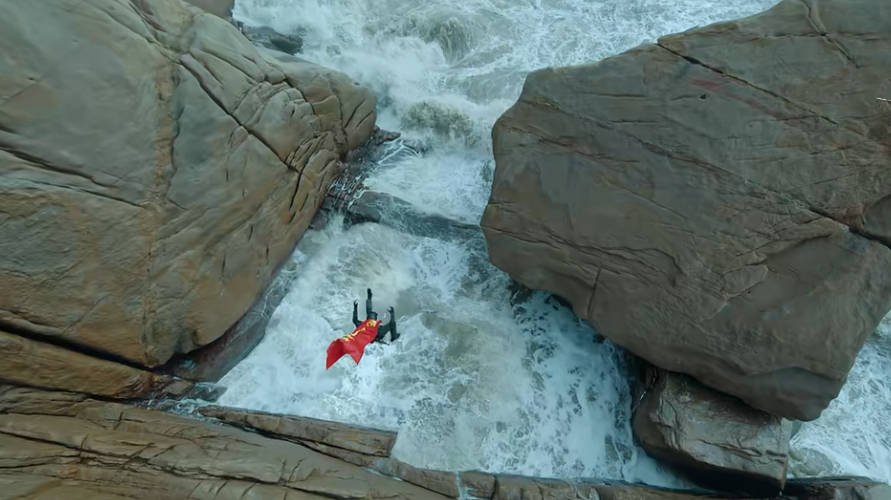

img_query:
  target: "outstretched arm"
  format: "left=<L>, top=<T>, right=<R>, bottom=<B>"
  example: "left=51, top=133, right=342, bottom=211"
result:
left=365, top=288, right=373, bottom=319
left=352, top=300, right=361, bottom=327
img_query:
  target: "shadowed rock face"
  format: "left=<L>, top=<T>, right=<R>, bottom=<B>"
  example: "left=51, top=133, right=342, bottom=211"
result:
left=482, top=0, right=891, bottom=420
left=633, top=369, right=792, bottom=494
left=0, top=330, right=191, bottom=399
left=0, top=0, right=375, bottom=368
left=184, top=0, right=233, bottom=18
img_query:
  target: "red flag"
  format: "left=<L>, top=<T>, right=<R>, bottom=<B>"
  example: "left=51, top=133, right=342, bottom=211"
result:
left=326, top=319, right=381, bottom=369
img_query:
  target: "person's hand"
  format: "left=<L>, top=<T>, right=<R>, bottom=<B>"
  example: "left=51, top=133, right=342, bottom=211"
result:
left=353, top=299, right=359, bottom=308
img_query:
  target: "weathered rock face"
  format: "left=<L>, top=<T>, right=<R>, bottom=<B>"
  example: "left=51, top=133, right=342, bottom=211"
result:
left=1, top=385, right=886, bottom=499
left=184, top=0, right=233, bottom=19
left=198, top=406, right=397, bottom=457
left=633, top=369, right=792, bottom=494
left=0, top=386, right=446, bottom=500
left=243, top=25, right=305, bottom=55
left=0, top=330, right=192, bottom=399
left=784, top=477, right=891, bottom=500
left=481, top=0, right=891, bottom=420
left=0, top=0, right=375, bottom=367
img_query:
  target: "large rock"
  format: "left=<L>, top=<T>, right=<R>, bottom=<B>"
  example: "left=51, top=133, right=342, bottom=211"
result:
left=481, top=0, right=891, bottom=420
left=3, top=386, right=886, bottom=499
left=492, top=475, right=735, bottom=500
left=0, top=0, right=375, bottom=367
left=633, top=369, right=792, bottom=494
left=199, top=405, right=397, bottom=456
left=159, top=256, right=297, bottom=381
left=0, top=386, right=446, bottom=500
left=784, top=477, right=891, bottom=500
left=0, top=330, right=190, bottom=399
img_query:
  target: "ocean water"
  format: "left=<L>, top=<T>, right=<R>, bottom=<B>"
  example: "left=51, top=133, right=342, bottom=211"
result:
left=788, top=315, right=891, bottom=482
left=219, top=0, right=891, bottom=486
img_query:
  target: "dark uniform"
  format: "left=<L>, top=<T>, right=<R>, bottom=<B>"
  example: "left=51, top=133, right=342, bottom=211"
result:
left=353, top=288, right=399, bottom=343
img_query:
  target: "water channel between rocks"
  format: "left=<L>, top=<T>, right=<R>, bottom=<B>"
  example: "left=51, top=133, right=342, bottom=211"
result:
left=218, top=0, right=891, bottom=486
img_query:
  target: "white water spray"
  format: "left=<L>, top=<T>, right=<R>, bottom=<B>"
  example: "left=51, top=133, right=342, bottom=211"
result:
left=220, top=0, right=891, bottom=487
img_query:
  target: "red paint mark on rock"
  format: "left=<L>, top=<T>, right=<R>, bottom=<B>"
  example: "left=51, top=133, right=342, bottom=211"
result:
left=690, top=77, right=787, bottom=120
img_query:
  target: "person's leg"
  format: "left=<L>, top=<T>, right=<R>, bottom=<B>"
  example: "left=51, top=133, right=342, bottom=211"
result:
left=352, top=300, right=361, bottom=327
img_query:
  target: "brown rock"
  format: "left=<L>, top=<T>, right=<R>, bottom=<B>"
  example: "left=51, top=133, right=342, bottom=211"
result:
left=493, top=475, right=578, bottom=500
left=184, top=0, right=234, bottom=19
left=372, top=459, right=461, bottom=498
left=784, top=477, right=891, bottom=500
left=296, top=439, right=376, bottom=467
left=592, top=483, right=726, bottom=500
left=160, top=263, right=296, bottom=381
left=461, top=470, right=497, bottom=498
left=0, top=331, right=188, bottom=399
left=493, top=476, right=736, bottom=500
left=481, top=0, right=891, bottom=420
left=6, top=387, right=882, bottom=500
left=199, top=405, right=397, bottom=456
left=0, top=0, right=375, bottom=368
left=633, top=369, right=792, bottom=494
left=0, top=386, right=448, bottom=500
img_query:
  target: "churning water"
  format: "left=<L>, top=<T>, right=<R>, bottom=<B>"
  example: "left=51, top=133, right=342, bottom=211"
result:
left=219, top=0, right=891, bottom=486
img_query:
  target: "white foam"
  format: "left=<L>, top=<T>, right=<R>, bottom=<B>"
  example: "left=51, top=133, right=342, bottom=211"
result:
left=233, top=0, right=781, bottom=221
left=219, top=218, right=682, bottom=483
left=788, top=314, right=891, bottom=483
left=219, top=0, right=891, bottom=487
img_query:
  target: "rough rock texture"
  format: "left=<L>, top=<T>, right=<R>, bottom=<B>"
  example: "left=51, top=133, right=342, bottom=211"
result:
left=199, top=405, right=397, bottom=456
left=243, top=25, right=304, bottom=55
left=160, top=258, right=297, bottom=381
left=461, top=471, right=497, bottom=499
left=198, top=405, right=462, bottom=497
left=491, top=476, right=733, bottom=500
left=0, top=386, right=447, bottom=500
left=0, top=330, right=192, bottom=399
left=184, top=0, right=234, bottom=19
left=0, top=0, right=375, bottom=367
left=633, top=369, right=793, bottom=494
left=785, top=477, right=891, bottom=500
left=481, top=0, right=891, bottom=420
left=1, top=386, right=886, bottom=499
left=337, top=189, right=482, bottom=241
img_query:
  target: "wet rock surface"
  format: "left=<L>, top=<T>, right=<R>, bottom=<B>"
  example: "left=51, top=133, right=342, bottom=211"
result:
left=0, top=385, right=886, bottom=499
left=633, top=369, right=793, bottom=494
left=184, top=0, right=233, bottom=18
left=242, top=25, right=305, bottom=54
left=160, top=260, right=297, bottom=382
left=784, top=477, right=891, bottom=500
left=335, top=189, right=482, bottom=241
left=0, top=0, right=375, bottom=368
left=482, top=0, right=891, bottom=420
